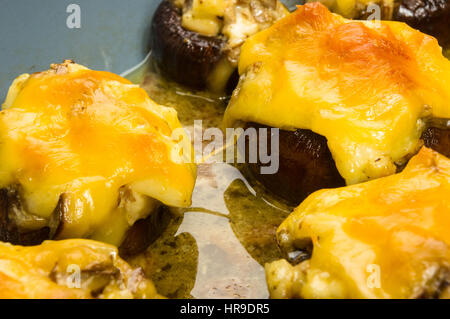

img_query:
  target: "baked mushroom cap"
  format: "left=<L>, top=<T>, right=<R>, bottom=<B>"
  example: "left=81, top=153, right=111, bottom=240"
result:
left=0, top=239, right=162, bottom=298
left=0, top=61, right=196, bottom=253
left=224, top=3, right=450, bottom=202
left=150, top=0, right=227, bottom=91
left=266, top=147, right=450, bottom=299
left=150, top=0, right=288, bottom=92
left=244, top=123, right=345, bottom=204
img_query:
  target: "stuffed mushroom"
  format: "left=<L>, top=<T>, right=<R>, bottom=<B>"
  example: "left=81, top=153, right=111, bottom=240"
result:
left=0, top=60, right=196, bottom=256
left=0, top=239, right=162, bottom=299
left=305, top=0, right=396, bottom=19
left=223, top=3, right=450, bottom=204
left=150, top=0, right=289, bottom=93
left=266, top=147, right=450, bottom=299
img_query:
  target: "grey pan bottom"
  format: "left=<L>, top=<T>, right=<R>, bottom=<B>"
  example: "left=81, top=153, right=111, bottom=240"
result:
left=0, top=0, right=159, bottom=101
left=0, top=0, right=299, bottom=101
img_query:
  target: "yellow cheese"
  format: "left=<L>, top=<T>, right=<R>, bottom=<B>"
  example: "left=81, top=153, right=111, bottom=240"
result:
left=181, top=0, right=229, bottom=36
left=224, top=3, right=450, bottom=185
left=267, top=147, right=450, bottom=299
left=0, top=239, right=162, bottom=298
left=0, top=61, right=196, bottom=244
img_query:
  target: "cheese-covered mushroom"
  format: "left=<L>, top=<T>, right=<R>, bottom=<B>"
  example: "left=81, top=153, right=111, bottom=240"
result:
left=0, top=239, right=162, bottom=299
left=224, top=3, right=450, bottom=204
left=0, top=60, right=196, bottom=254
left=266, top=147, right=450, bottom=299
left=150, top=0, right=289, bottom=92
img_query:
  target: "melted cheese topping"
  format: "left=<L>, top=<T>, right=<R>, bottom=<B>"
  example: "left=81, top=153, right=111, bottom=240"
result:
left=266, top=147, right=450, bottom=299
left=224, top=3, right=450, bottom=185
left=181, top=0, right=229, bottom=36
left=0, top=61, right=196, bottom=244
left=0, top=239, right=161, bottom=298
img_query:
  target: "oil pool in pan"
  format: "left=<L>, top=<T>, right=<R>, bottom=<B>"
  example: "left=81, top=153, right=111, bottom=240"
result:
left=124, top=57, right=292, bottom=299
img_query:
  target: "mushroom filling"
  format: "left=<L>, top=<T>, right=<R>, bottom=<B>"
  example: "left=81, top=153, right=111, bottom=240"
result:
left=151, top=0, right=288, bottom=92
left=266, top=148, right=450, bottom=299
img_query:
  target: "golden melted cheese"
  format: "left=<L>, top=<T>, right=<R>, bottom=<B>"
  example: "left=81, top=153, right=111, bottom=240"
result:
left=0, top=239, right=162, bottom=299
left=0, top=61, right=196, bottom=244
left=266, top=147, right=450, bottom=299
left=224, top=2, right=450, bottom=185
left=181, top=0, right=229, bottom=36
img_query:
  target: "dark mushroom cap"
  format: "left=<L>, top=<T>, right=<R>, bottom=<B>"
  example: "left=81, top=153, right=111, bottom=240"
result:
left=150, top=0, right=226, bottom=90
left=243, top=122, right=450, bottom=206
left=244, top=123, right=345, bottom=206
left=394, top=0, right=450, bottom=47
